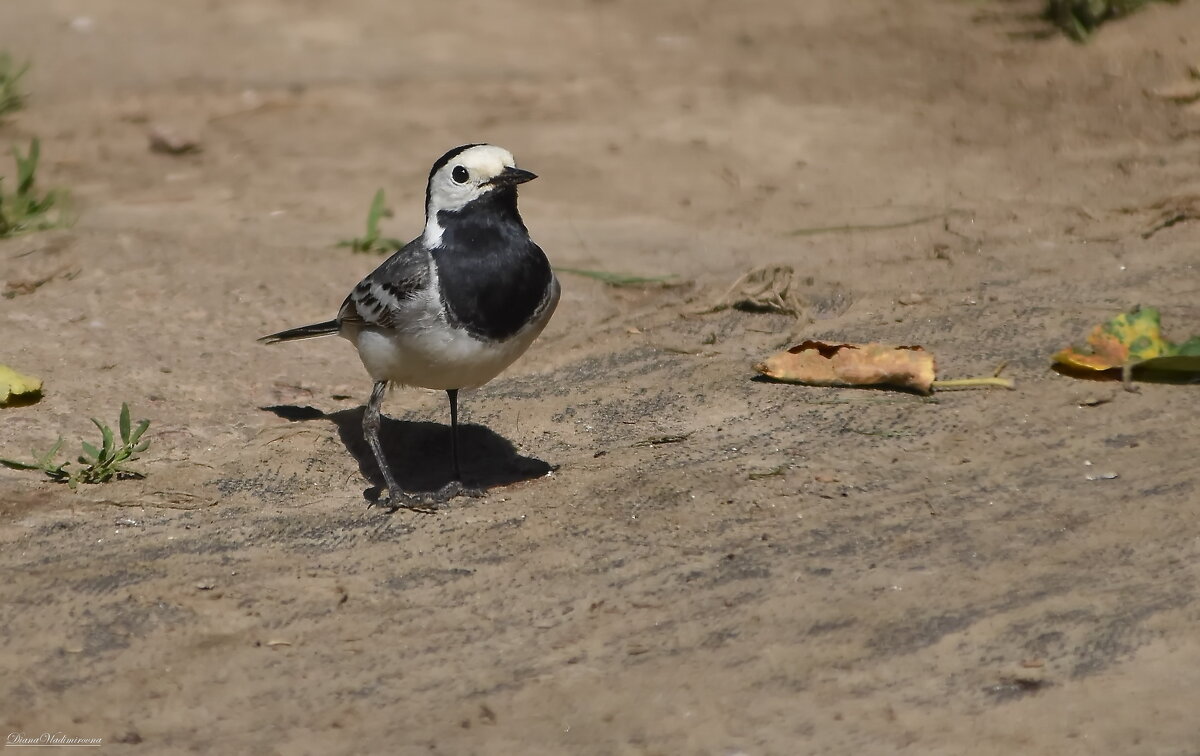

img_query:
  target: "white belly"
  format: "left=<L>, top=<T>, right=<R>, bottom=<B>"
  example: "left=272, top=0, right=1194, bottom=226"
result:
left=345, top=279, right=559, bottom=390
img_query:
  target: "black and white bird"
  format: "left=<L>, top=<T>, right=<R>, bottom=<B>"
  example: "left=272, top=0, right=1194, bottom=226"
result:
left=260, top=144, right=559, bottom=510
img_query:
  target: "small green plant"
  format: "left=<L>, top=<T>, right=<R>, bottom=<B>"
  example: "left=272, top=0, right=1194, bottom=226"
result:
left=0, top=138, right=68, bottom=238
left=1046, top=0, right=1179, bottom=41
left=1, top=403, right=151, bottom=488
left=337, top=188, right=403, bottom=254
left=0, top=53, right=28, bottom=118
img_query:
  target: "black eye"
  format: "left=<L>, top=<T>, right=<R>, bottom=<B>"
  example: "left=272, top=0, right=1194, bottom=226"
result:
left=452, top=165, right=469, bottom=184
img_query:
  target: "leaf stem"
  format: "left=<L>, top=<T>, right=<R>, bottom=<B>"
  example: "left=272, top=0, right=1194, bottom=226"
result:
left=931, top=376, right=1015, bottom=391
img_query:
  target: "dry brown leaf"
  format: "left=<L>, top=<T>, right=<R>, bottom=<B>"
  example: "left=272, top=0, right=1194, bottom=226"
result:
left=755, top=340, right=936, bottom=394
left=713, top=264, right=804, bottom=316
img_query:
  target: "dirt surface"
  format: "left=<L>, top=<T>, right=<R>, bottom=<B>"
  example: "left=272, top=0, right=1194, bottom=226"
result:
left=3, top=1, right=1200, bottom=753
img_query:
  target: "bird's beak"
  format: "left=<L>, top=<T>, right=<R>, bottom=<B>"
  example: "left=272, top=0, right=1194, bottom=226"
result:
left=490, top=166, right=538, bottom=187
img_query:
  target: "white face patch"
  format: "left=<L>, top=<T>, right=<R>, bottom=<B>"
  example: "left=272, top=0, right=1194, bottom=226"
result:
left=423, top=145, right=518, bottom=248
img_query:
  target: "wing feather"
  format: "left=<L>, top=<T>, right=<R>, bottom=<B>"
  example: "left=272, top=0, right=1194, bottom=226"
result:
left=338, top=239, right=431, bottom=329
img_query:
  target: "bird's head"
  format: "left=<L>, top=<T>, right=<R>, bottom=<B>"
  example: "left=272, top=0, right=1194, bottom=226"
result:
left=425, top=144, right=536, bottom=220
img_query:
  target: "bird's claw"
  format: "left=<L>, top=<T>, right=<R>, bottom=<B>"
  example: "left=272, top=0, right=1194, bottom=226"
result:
left=371, top=482, right=484, bottom=513
left=435, top=481, right=486, bottom=501
left=368, top=490, right=438, bottom=514
left=420, top=480, right=485, bottom=505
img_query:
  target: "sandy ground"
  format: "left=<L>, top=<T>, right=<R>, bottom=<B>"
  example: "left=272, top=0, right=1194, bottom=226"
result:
left=2, top=0, right=1200, bottom=753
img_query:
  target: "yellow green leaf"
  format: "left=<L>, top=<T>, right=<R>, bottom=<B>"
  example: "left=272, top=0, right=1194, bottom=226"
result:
left=0, top=364, right=43, bottom=406
left=1101, top=307, right=1173, bottom=362
left=1052, top=306, right=1200, bottom=382
left=1137, top=354, right=1200, bottom=374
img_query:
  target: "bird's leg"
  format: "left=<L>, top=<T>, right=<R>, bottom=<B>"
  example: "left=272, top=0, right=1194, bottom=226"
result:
left=363, top=381, right=429, bottom=512
left=448, top=388, right=463, bottom=481
left=428, top=388, right=484, bottom=503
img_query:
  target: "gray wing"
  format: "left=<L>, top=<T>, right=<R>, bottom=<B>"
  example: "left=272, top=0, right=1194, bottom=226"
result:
left=337, top=238, right=432, bottom=329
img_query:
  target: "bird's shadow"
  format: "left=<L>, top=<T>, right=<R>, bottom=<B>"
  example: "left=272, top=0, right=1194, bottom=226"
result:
left=262, top=404, right=554, bottom=503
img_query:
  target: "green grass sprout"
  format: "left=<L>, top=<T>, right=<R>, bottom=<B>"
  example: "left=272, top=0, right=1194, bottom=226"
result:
left=556, top=267, right=678, bottom=287
left=338, top=188, right=404, bottom=254
left=0, top=138, right=69, bottom=238
left=1045, top=0, right=1179, bottom=41
left=1, top=403, right=151, bottom=488
left=1, top=438, right=71, bottom=484
left=0, top=52, right=28, bottom=118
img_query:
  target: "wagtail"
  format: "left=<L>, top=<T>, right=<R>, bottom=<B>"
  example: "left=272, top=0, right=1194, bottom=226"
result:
left=261, top=144, right=560, bottom=510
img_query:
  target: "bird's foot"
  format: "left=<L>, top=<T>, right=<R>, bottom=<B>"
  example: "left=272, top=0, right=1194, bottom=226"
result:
left=424, top=480, right=486, bottom=505
left=369, top=482, right=484, bottom=513
left=369, top=489, right=441, bottom=514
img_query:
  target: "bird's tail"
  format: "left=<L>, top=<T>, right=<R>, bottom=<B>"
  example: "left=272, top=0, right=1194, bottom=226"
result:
left=258, top=320, right=340, bottom=344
